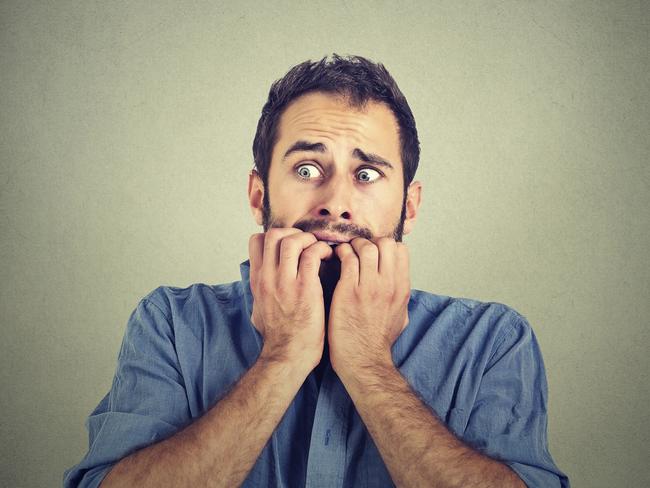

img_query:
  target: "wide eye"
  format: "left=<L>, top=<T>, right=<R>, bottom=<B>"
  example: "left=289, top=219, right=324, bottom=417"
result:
left=356, top=167, right=382, bottom=183
left=296, top=163, right=322, bottom=180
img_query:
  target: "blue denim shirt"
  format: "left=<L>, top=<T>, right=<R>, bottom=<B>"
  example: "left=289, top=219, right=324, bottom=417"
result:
left=64, top=260, right=569, bottom=487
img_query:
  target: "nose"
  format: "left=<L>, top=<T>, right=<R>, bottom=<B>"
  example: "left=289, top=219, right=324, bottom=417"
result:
left=313, top=175, right=353, bottom=221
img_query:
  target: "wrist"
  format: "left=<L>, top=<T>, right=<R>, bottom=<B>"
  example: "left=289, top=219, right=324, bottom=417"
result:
left=259, top=343, right=320, bottom=376
left=333, top=351, right=395, bottom=388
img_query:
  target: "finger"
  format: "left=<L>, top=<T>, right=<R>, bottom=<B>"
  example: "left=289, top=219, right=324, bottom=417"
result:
left=395, top=243, right=411, bottom=292
left=298, top=241, right=334, bottom=282
left=261, top=228, right=302, bottom=279
left=277, top=231, right=319, bottom=282
left=248, top=233, right=265, bottom=291
left=349, top=237, right=378, bottom=287
left=375, top=237, right=397, bottom=277
left=335, top=243, right=359, bottom=287
left=402, top=310, right=410, bottom=332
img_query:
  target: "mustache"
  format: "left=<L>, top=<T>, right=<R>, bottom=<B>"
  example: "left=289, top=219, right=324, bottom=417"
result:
left=292, top=218, right=373, bottom=240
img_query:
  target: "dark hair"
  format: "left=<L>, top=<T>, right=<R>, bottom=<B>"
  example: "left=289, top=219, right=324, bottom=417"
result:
left=252, top=54, right=420, bottom=193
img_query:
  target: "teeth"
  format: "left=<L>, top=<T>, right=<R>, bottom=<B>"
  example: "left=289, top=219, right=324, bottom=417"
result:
left=325, top=241, right=338, bottom=246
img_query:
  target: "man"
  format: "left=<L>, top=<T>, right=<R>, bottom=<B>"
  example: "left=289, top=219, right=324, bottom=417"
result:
left=65, top=54, right=569, bottom=487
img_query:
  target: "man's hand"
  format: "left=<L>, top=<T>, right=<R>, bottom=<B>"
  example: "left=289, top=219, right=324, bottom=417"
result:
left=327, top=237, right=411, bottom=376
left=248, top=229, right=334, bottom=371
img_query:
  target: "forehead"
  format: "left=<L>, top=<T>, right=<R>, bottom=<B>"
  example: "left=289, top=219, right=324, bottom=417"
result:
left=272, top=91, right=402, bottom=167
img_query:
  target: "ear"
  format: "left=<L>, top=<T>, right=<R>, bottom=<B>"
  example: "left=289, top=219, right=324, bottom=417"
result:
left=248, top=169, right=265, bottom=226
left=402, top=180, right=422, bottom=236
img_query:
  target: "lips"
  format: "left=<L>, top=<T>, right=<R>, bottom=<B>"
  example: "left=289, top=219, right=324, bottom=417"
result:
left=312, top=231, right=351, bottom=245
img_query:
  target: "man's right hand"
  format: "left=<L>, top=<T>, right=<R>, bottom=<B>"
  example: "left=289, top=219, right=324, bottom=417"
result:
left=248, top=229, right=334, bottom=371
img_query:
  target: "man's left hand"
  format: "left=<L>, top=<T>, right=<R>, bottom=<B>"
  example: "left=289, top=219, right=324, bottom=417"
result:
left=328, top=237, right=411, bottom=376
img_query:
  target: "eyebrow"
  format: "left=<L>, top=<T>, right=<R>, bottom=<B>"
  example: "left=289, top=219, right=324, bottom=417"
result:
left=352, top=148, right=394, bottom=170
left=282, top=140, right=395, bottom=170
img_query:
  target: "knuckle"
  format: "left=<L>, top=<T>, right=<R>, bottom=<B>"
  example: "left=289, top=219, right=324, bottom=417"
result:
left=315, top=239, right=330, bottom=250
left=299, top=248, right=316, bottom=261
left=298, top=255, right=315, bottom=271
left=265, top=228, right=287, bottom=246
left=299, top=254, right=321, bottom=274
left=337, top=242, right=352, bottom=254
left=341, top=251, right=357, bottom=263
left=359, top=244, right=378, bottom=259
left=279, top=238, right=300, bottom=258
left=367, top=286, right=380, bottom=300
left=258, top=278, right=274, bottom=294
left=298, top=231, right=318, bottom=245
left=284, top=230, right=309, bottom=243
left=306, top=240, right=326, bottom=253
left=276, top=281, right=291, bottom=296
left=266, top=228, right=283, bottom=238
left=378, top=236, right=395, bottom=247
left=294, top=276, right=311, bottom=294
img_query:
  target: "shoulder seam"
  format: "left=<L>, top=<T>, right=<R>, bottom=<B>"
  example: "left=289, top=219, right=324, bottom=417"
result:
left=141, top=295, right=173, bottom=326
left=486, top=311, right=525, bottom=368
left=409, top=289, right=455, bottom=315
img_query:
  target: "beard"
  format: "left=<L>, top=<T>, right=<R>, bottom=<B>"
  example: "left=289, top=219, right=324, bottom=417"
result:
left=260, top=187, right=408, bottom=312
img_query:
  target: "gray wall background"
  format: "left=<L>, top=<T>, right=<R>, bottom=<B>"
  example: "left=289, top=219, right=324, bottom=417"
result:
left=1, top=1, right=648, bottom=487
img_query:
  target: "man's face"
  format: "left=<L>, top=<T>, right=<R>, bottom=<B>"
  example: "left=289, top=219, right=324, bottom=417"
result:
left=249, top=91, right=421, bottom=244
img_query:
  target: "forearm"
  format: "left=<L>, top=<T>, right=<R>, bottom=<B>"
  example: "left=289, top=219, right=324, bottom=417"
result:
left=101, top=350, right=310, bottom=488
left=339, top=360, right=525, bottom=488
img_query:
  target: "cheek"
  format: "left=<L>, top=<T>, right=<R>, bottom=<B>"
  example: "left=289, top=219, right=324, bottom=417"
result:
left=269, top=182, right=314, bottom=220
left=357, top=192, right=402, bottom=230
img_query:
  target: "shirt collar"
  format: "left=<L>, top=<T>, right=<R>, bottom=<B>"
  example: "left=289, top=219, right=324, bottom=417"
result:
left=239, top=259, right=263, bottom=349
left=239, top=258, right=252, bottom=291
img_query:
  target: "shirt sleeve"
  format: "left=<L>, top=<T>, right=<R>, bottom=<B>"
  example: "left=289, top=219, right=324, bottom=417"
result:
left=461, top=313, right=570, bottom=488
left=63, top=293, right=191, bottom=488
